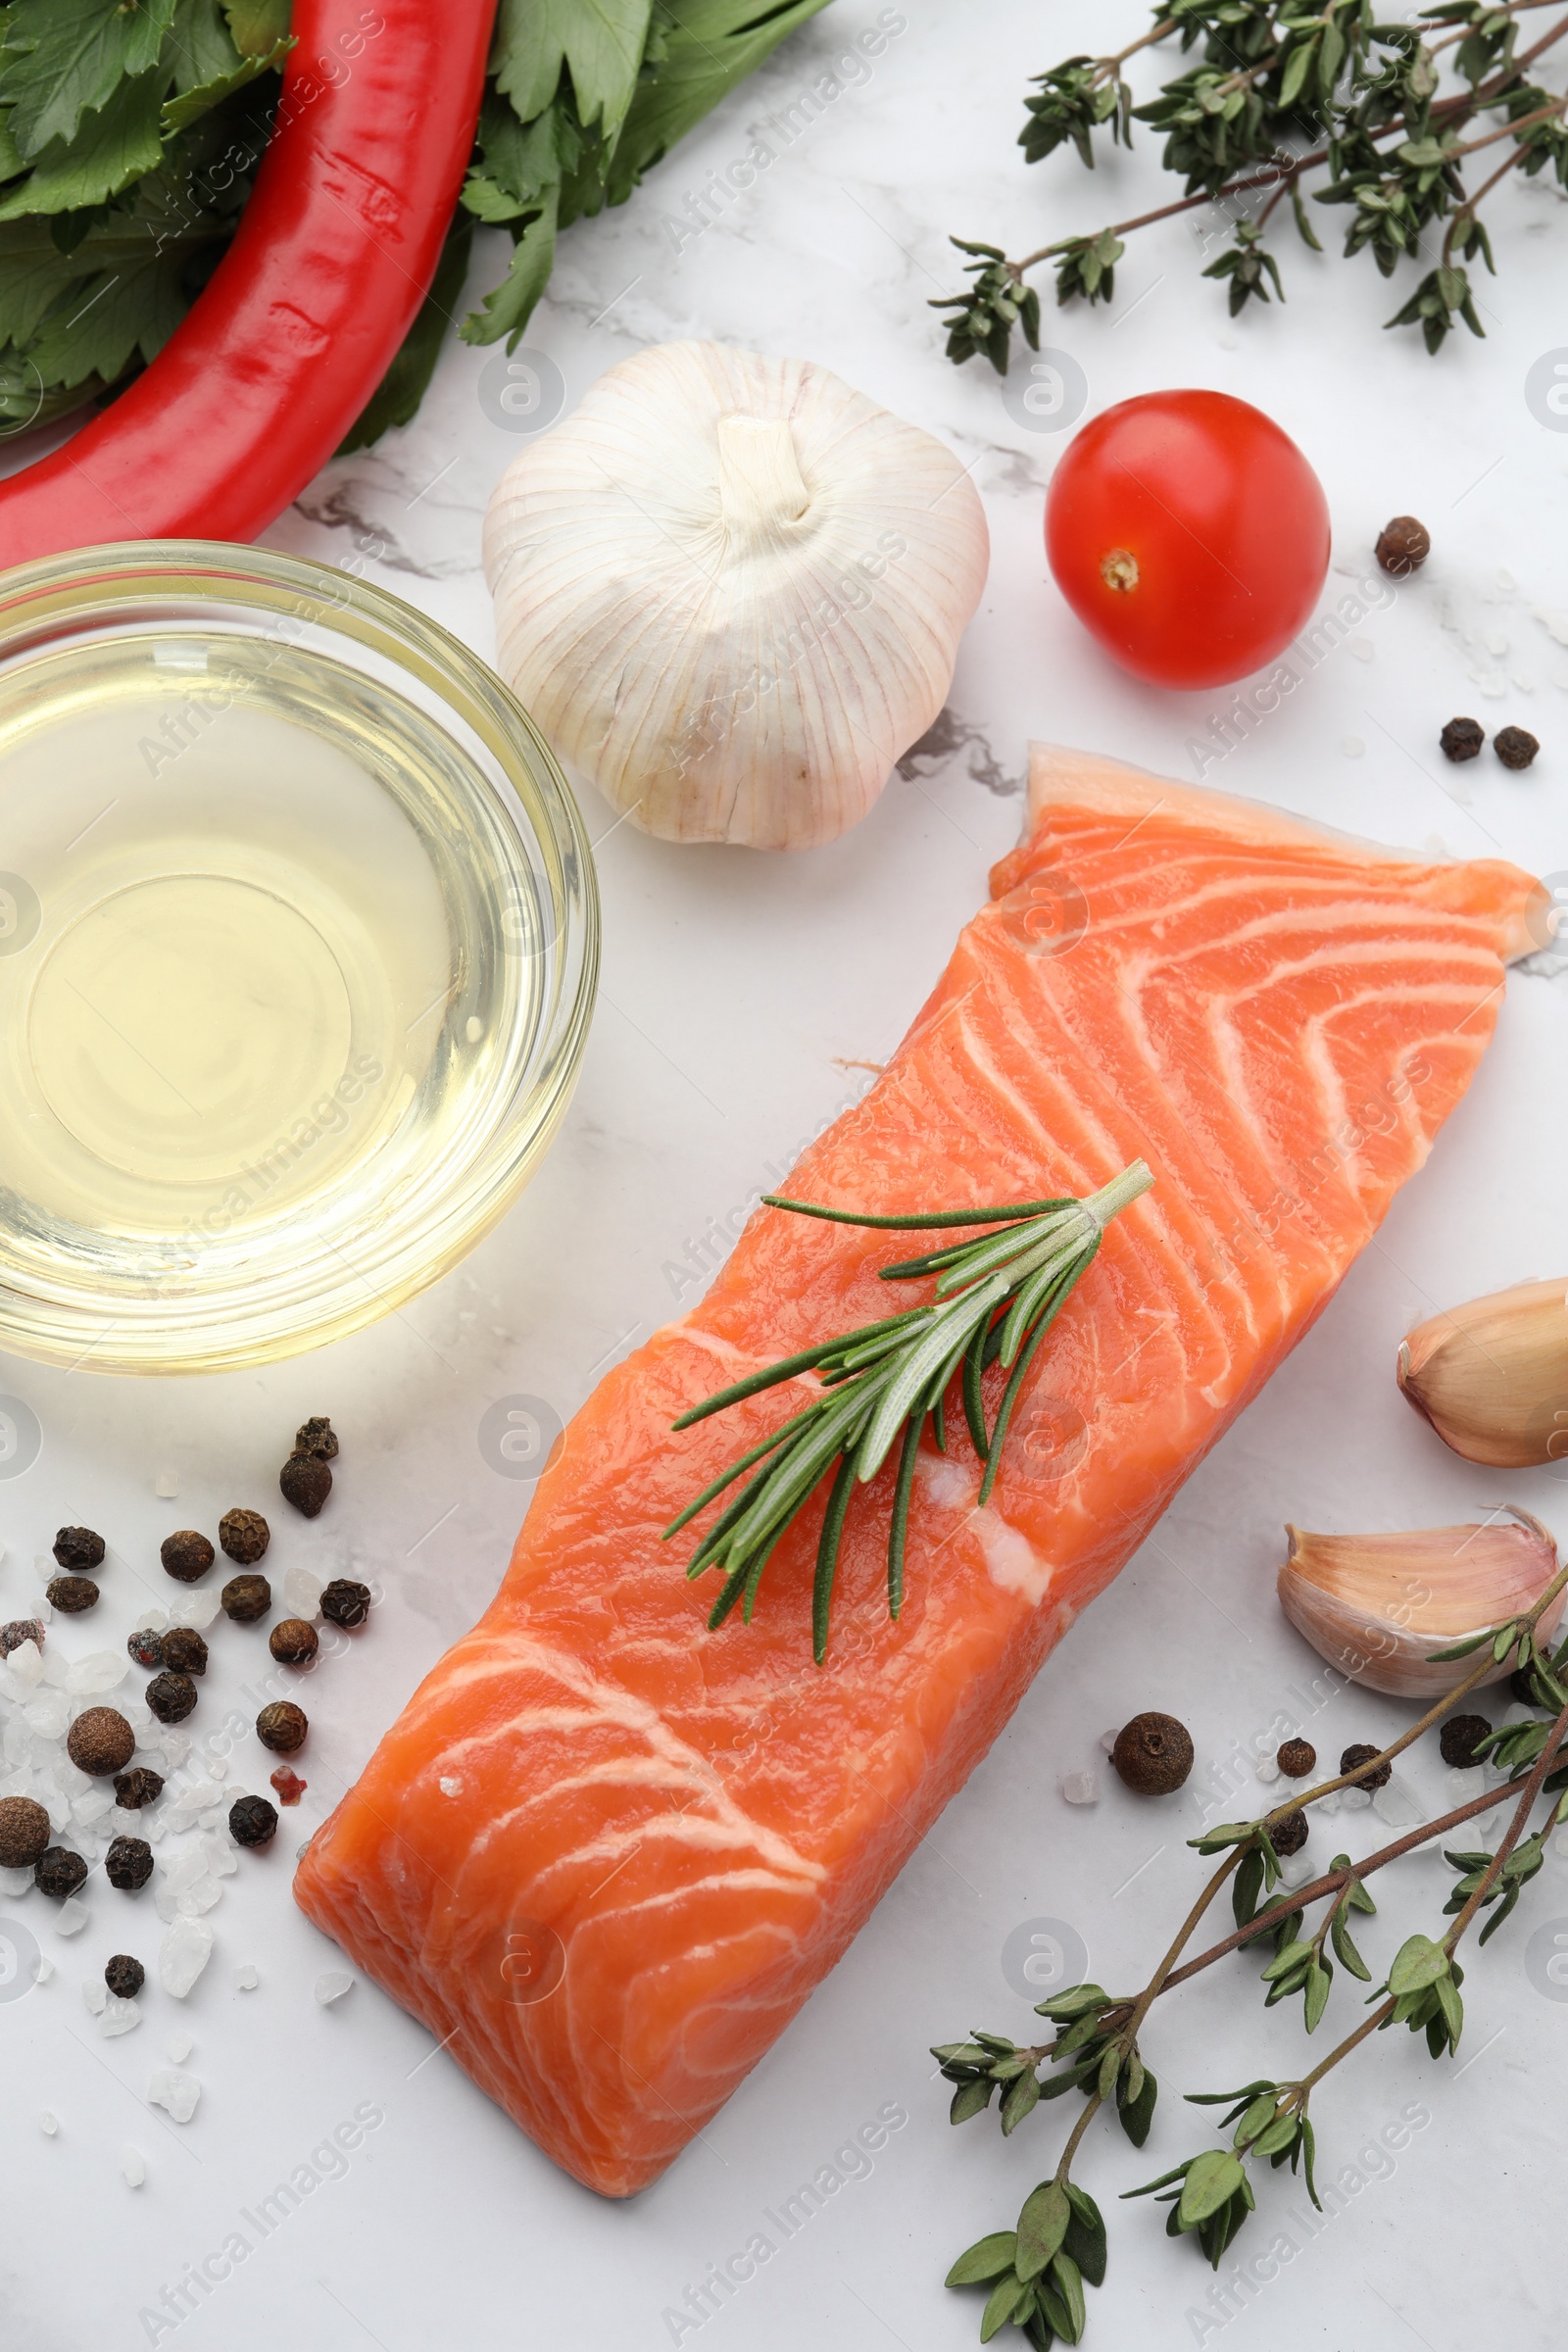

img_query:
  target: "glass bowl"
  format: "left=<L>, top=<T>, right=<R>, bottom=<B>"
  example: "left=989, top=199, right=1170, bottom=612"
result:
left=0, top=542, right=599, bottom=1374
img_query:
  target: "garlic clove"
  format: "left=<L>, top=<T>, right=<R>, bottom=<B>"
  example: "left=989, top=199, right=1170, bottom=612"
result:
left=482, top=341, right=990, bottom=852
left=1397, top=1277, right=1568, bottom=1467
left=1277, top=1510, right=1562, bottom=1697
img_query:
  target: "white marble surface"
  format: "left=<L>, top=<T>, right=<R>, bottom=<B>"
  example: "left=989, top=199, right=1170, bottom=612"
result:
left=4, top=3, right=1568, bottom=2346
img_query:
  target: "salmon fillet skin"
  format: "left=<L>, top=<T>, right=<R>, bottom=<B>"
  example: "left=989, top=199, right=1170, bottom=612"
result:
left=295, top=746, right=1544, bottom=2197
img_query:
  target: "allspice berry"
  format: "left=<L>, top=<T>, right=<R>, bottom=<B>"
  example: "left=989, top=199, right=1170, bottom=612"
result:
left=113, top=1766, right=165, bottom=1810
left=269, top=1618, right=319, bottom=1667
left=161, top=1628, right=208, bottom=1678
left=105, top=1954, right=145, bottom=1999
left=1494, top=724, right=1540, bottom=771
left=1111, top=1711, right=1195, bottom=1795
left=34, top=1846, right=88, bottom=1898
left=146, top=1670, right=198, bottom=1725
left=0, top=1618, right=44, bottom=1656
left=46, top=1576, right=98, bottom=1614
left=221, top=1573, right=271, bottom=1622
left=220, top=1508, right=270, bottom=1565
left=294, top=1417, right=339, bottom=1461
left=1271, top=1809, right=1309, bottom=1856
left=1276, top=1738, right=1316, bottom=1779
left=53, top=1526, right=105, bottom=1572
left=279, top=1452, right=332, bottom=1518
left=256, top=1700, right=308, bottom=1754
left=0, top=1794, right=52, bottom=1868
left=1440, top=1713, right=1492, bottom=1769
left=1375, top=514, right=1431, bottom=575
left=66, top=1706, right=136, bottom=1777
left=1440, top=715, right=1485, bottom=763
left=320, top=1578, right=371, bottom=1629
left=104, top=1836, right=154, bottom=1891
left=160, top=1530, right=215, bottom=1583
left=1340, top=1741, right=1391, bottom=1792
left=229, top=1794, right=279, bottom=1849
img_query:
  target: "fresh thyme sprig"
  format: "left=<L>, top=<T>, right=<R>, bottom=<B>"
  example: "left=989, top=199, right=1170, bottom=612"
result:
left=938, top=1537, right=1568, bottom=2341
left=932, top=0, right=1568, bottom=370
left=663, top=1160, right=1153, bottom=1662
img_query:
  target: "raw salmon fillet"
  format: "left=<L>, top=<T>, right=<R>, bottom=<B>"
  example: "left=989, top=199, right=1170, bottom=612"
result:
left=296, top=748, right=1544, bottom=2195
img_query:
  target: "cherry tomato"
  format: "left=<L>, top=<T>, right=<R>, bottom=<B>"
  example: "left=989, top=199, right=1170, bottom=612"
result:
left=1044, top=389, right=1331, bottom=690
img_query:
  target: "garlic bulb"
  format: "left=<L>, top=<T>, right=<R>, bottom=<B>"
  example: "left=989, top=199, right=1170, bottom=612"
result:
left=1277, top=1510, right=1561, bottom=1697
left=482, top=341, right=989, bottom=850
left=1397, top=1278, right=1568, bottom=1467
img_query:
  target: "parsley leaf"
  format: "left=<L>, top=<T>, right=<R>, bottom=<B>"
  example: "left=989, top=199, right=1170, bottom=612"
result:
left=221, top=0, right=293, bottom=57
left=491, top=0, right=654, bottom=144
left=0, top=74, right=169, bottom=220
left=1, top=0, right=178, bottom=159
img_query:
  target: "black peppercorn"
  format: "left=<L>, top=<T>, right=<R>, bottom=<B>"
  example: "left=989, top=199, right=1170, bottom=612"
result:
left=294, top=1417, right=339, bottom=1461
left=1510, top=1666, right=1541, bottom=1706
left=256, top=1700, right=307, bottom=1754
left=113, top=1766, right=165, bottom=1810
left=1340, top=1741, right=1391, bottom=1792
left=146, top=1670, right=198, bottom=1724
left=0, top=1794, right=51, bottom=1868
left=320, top=1578, right=371, bottom=1630
left=269, top=1618, right=318, bottom=1667
left=104, top=1953, right=145, bottom=2000
left=161, top=1628, right=208, bottom=1678
left=46, top=1576, right=98, bottom=1614
left=1111, top=1711, right=1195, bottom=1794
left=1275, top=1738, right=1316, bottom=1779
left=221, top=1572, right=271, bottom=1622
left=220, top=1508, right=270, bottom=1565
left=1271, top=1809, right=1309, bottom=1856
left=1440, top=715, right=1485, bottom=763
left=67, top=1707, right=136, bottom=1777
left=126, top=1627, right=164, bottom=1668
left=279, top=1453, right=332, bottom=1518
left=104, top=1836, right=154, bottom=1891
left=53, top=1527, right=105, bottom=1572
left=160, top=1530, right=215, bottom=1583
left=1440, top=1712, right=1493, bottom=1769
left=0, top=1618, right=44, bottom=1657
left=229, top=1794, right=279, bottom=1849
left=1375, top=515, right=1431, bottom=575
left=34, top=1846, right=88, bottom=1898
left=1494, top=724, right=1540, bottom=771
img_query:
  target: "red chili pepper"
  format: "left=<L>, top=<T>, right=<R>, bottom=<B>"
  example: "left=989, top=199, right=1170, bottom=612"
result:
left=0, top=0, right=494, bottom=564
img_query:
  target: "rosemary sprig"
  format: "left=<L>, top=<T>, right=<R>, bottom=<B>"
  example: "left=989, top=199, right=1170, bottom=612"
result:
left=663, top=1160, right=1154, bottom=1661
left=938, top=1538, right=1568, bottom=2341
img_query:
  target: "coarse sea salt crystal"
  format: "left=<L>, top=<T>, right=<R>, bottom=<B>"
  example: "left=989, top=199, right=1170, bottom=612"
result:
left=1099, top=1729, right=1119, bottom=1755
left=24, top=1691, right=68, bottom=1740
left=147, top=2069, right=201, bottom=2123
left=158, top=1730, right=192, bottom=1772
left=39, top=1648, right=70, bottom=1689
left=1372, top=1771, right=1424, bottom=1831
left=166, top=2030, right=193, bottom=2064
left=159, top=1915, right=213, bottom=1997
left=6, top=1640, right=43, bottom=1691
left=1279, top=1849, right=1314, bottom=1889
left=55, top=1897, right=88, bottom=1936
left=1061, top=1771, right=1099, bottom=1806
left=234, top=1963, right=259, bottom=1991
left=315, top=1970, right=354, bottom=2007
left=42, top=1791, right=71, bottom=1836
left=0, top=1863, right=32, bottom=1896
left=201, top=1834, right=236, bottom=1881
left=167, top=1590, right=220, bottom=1633
left=82, top=1978, right=107, bottom=2016
left=66, top=1652, right=126, bottom=1696
left=1254, top=1752, right=1281, bottom=1784
left=155, top=1471, right=179, bottom=1499
left=101, top=1993, right=140, bottom=2039
left=38, top=2111, right=58, bottom=2136
left=34, top=1954, right=52, bottom=1984
left=72, top=1789, right=114, bottom=1831
left=168, top=1780, right=221, bottom=1826
left=1342, top=1785, right=1376, bottom=1813
left=208, top=1757, right=228, bottom=1782
left=138, top=1607, right=170, bottom=1635
left=283, top=1567, right=323, bottom=1620
left=122, top=2146, right=146, bottom=2186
